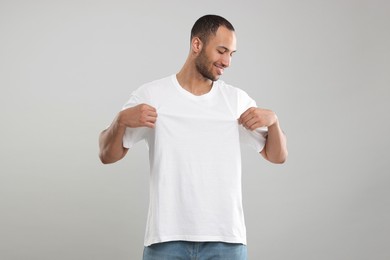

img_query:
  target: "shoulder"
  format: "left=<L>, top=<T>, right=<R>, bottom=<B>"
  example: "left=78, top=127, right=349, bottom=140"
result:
left=217, top=80, right=257, bottom=113
left=124, top=75, right=174, bottom=107
left=133, top=75, right=173, bottom=95
left=216, top=80, right=252, bottom=99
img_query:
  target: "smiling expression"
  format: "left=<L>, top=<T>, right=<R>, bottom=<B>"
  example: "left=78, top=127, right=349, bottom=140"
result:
left=194, top=26, right=237, bottom=81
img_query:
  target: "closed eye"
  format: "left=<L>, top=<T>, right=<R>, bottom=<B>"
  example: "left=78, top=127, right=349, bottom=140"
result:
left=217, top=47, right=236, bottom=56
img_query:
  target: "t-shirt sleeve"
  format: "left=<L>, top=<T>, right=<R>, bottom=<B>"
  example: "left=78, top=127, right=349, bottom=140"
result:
left=237, top=90, right=268, bottom=152
left=121, top=92, right=150, bottom=149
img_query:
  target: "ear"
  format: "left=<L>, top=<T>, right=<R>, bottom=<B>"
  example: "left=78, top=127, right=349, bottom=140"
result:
left=191, top=37, right=203, bottom=54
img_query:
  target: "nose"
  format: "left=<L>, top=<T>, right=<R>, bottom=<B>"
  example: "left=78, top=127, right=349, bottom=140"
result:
left=221, top=54, right=231, bottom=68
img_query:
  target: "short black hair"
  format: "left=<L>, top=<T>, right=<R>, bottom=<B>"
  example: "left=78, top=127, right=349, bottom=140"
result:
left=191, top=14, right=235, bottom=44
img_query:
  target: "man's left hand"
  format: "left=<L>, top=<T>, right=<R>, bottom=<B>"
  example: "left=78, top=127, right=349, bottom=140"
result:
left=238, top=107, right=277, bottom=130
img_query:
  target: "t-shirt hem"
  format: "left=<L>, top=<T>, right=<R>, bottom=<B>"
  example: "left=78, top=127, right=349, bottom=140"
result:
left=144, top=235, right=247, bottom=247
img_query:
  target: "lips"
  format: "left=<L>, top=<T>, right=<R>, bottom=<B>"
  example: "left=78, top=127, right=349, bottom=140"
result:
left=215, top=65, right=224, bottom=75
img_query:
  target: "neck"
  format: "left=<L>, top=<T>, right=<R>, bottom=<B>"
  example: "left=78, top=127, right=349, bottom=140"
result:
left=176, top=61, right=213, bottom=96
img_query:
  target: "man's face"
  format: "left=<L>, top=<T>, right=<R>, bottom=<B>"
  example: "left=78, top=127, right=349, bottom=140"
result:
left=195, top=26, right=237, bottom=81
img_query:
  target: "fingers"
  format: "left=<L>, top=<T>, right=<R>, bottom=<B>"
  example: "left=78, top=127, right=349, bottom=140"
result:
left=239, top=107, right=261, bottom=130
left=138, top=104, right=158, bottom=128
left=144, top=113, right=157, bottom=128
left=239, top=107, right=275, bottom=130
left=241, top=117, right=264, bottom=130
left=238, top=107, right=255, bottom=125
left=242, top=117, right=263, bottom=130
left=239, top=108, right=255, bottom=126
left=121, top=103, right=158, bottom=128
left=139, top=103, right=157, bottom=113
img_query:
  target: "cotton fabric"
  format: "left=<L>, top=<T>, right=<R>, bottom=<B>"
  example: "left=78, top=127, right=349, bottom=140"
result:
left=122, top=75, right=267, bottom=246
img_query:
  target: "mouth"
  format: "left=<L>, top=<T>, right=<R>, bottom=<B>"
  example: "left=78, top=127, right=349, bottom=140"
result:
left=215, top=64, right=224, bottom=75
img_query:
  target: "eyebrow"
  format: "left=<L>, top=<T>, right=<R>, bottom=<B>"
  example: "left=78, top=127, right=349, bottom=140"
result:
left=218, top=46, right=237, bottom=53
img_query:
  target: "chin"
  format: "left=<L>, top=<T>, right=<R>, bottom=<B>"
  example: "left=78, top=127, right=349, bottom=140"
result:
left=210, top=72, right=220, bottom=81
left=214, top=74, right=222, bottom=81
left=203, top=74, right=219, bottom=82
left=199, top=69, right=220, bottom=81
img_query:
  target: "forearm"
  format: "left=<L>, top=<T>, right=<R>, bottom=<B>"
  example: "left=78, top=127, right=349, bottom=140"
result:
left=99, top=114, right=128, bottom=164
left=262, top=119, right=288, bottom=164
left=98, top=104, right=157, bottom=164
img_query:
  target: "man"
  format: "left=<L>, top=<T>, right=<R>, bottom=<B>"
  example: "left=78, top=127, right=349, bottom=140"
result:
left=99, top=14, right=287, bottom=260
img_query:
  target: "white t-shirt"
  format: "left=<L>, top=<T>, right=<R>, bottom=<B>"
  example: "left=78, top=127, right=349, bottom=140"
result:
left=122, top=75, right=268, bottom=246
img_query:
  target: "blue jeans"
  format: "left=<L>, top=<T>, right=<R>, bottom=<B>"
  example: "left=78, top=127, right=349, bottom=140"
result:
left=143, top=241, right=247, bottom=260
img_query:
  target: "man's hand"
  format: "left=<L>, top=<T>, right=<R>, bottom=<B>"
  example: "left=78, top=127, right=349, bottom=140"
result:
left=238, top=107, right=277, bottom=130
left=118, top=103, right=158, bottom=129
left=98, top=103, right=157, bottom=164
left=238, top=107, right=287, bottom=163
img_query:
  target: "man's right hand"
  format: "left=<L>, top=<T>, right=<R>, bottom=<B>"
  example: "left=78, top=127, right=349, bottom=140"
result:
left=118, top=103, right=158, bottom=129
left=99, top=103, right=157, bottom=164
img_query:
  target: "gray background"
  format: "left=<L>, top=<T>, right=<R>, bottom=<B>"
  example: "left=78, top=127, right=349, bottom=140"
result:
left=1, top=0, right=389, bottom=259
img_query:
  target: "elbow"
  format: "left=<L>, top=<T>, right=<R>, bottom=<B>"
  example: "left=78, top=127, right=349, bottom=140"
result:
left=263, top=149, right=288, bottom=164
left=272, top=155, right=287, bottom=164
left=98, top=147, right=127, bottom=164
left=99, top=151, right=117, bottom=164
left=274, top=150, right=288, bottom=164
left=99, top=158, right=111, bottom=165
left=99, top=154, right=110, bottom=164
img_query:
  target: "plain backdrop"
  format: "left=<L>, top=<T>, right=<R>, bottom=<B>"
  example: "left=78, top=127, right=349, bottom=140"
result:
left=1, top=0, right=389, bottom=259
